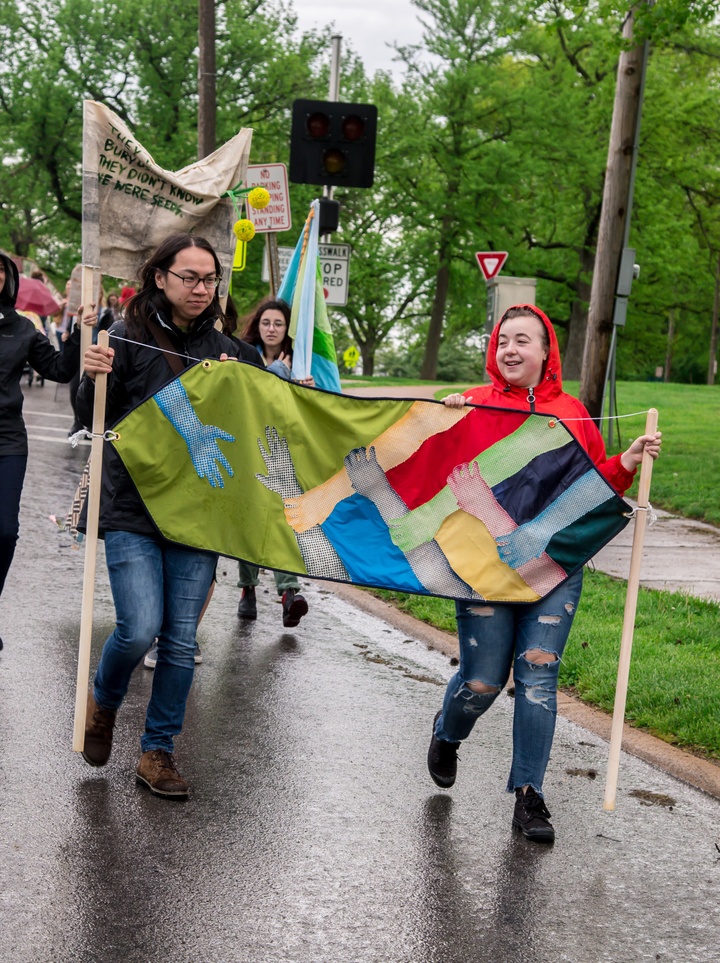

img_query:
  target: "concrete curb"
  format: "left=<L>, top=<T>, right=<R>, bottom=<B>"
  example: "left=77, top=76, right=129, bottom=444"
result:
left=326, top=580, right=720, bottom=801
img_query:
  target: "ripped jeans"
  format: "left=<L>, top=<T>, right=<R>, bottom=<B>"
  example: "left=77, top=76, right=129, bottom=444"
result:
left=435, top=568, right=583, bottom=797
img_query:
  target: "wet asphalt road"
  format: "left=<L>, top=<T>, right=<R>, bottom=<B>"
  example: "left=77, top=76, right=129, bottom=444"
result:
left=1, top=383, right=719, bottom=963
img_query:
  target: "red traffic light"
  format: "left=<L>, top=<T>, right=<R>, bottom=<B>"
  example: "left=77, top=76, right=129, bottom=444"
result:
left=341, top=115, right=365, bottom=141
left=307, top=112, right=330, bottom=139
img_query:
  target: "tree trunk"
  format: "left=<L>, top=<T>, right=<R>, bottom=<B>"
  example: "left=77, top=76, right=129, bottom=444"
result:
left=562, top=249, right=594, bottom=379
left=197, top=0, right=216, bottom=160
left=360, top=345, right=375, bottom=376
left=420, top=217, right=452, bottom=380
left=664, top=310, right=675, bottom=383
left=580, top=9, right=644, bottom=418
left=708, top=251, right=720, bottom=386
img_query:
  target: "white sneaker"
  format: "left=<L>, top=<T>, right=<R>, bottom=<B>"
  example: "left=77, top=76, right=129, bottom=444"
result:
left=143, top=641, right=202, bottom=669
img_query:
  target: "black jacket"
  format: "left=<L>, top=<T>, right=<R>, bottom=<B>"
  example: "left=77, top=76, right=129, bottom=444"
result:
left=75, top=307, right=262, bottom=536
left=0, top=254, right=80, bottom=457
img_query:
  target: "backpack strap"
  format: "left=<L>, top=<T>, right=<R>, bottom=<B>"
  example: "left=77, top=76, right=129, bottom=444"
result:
left=145, top=318, right=185, bottom=377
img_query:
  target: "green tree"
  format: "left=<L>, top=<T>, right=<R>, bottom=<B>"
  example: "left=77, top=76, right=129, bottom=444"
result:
left=0, top=0, right=324, bottom=279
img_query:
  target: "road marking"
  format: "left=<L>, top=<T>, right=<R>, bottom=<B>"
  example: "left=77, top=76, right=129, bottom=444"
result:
left=28, top=434, right=90, bottom=446
left=22, top=409, right=74, bottom=420
left=24, top=424, right=69, bottom=433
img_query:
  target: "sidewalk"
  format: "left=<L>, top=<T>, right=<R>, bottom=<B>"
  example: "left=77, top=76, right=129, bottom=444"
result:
left=595, top=502, right=720, bottom=602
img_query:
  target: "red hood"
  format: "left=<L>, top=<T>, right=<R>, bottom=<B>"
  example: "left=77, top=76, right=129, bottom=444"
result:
left=485, top=303, right=563, bottom=404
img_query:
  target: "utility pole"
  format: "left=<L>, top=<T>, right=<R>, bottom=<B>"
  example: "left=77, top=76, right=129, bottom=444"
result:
left=708, top=250, right=720, bottom=385
left=580, top=7, right=646, bottom=419
left=198, top=0, right=216, bottom=160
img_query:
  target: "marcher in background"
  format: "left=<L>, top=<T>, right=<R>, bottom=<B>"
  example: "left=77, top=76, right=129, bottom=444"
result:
left=233, top=297, right=312, bottom=628
left=0, top=253, right=82, bottom=651
left=427, top=304, right=661, bottom=844
left=77, top=233, right=263, bottom=799
left=98, top=290, right=121, bottom=334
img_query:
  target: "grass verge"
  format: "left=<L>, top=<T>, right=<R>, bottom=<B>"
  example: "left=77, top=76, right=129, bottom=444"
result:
left=369, top=571, right=720, bottom=760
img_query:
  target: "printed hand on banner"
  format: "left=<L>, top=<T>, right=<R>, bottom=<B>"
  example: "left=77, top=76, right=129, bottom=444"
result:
left=155, top=381, right=235, bottom=489
left=188, top=425, right=235, bottom=488
left=344, top=446, right=389, bottom=501
left=255, top=427, right=303, bottom=501
left=495, top=525, right=549, bottom=570
left=447, top=461, right=498, bottom=526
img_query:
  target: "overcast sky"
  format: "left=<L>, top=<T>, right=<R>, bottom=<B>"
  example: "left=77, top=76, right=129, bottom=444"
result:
left=292, top=0, right=426, bottom=76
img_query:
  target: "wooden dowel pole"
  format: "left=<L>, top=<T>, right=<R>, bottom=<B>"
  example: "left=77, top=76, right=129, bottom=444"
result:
left=72, top=330, right=110, bottom=751
left=80, top=265, right=95, bottom=375
left=604, top=407, right=659, bottom=810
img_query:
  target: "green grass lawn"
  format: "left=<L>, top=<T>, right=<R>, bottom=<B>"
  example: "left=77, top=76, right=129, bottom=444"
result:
left=370, top=573, right=720, bottom=759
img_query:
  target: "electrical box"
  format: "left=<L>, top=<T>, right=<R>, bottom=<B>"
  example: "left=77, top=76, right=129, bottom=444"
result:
left=485, top=277, right=538, bottom=332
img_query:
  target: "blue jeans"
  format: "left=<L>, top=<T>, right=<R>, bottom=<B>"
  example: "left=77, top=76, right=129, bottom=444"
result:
left=435, top=569, right=583, bottom=797
left=94, top=531, right=217, bottom=753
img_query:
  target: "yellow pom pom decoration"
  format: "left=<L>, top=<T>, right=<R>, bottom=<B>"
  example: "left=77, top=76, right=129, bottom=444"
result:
left=233, top=219, right=256, bottom=242
left=247, top=187, right=271, bottom=210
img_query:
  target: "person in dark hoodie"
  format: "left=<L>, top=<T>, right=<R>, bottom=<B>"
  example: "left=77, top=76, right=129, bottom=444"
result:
left=426, top=304, right=661, bottom=844
left=76, top=233, right=265, bottom=800
left=0, top=253, right=81, bottom=651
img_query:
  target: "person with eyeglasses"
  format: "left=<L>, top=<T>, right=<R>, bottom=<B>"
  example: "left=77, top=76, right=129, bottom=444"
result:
left=231, top=297, right=313, bottom=628
left=75, top=233, right=266, bottom=800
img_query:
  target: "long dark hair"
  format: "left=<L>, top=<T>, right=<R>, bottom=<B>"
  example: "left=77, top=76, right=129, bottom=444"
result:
left=124, top=234, right=222, bottom=339
left=240, top=297, right=293, bottom=358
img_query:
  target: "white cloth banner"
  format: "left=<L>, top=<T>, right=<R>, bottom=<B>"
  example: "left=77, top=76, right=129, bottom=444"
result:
left=81, top=100, right=252, bottom=292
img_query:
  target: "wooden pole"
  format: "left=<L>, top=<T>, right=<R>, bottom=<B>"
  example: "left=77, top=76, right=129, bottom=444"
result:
left=197, top=0, right=216, bottom=159
left=603, top=407, right=659, bottom=810
left=72, top=330, right=110, bottom=751
left=80, top=265, right=96, bottom=374
left=266, top=233, right=280, bottom=297
left=580, top=12, right=647, bottom=419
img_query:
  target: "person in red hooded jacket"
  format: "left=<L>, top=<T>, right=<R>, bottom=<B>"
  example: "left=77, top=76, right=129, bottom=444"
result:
left=427, top=304, right=661, bottom=843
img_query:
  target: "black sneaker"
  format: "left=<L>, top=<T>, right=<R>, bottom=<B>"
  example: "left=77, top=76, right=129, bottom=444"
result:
left=237, top=586, right=257, bottom=620
left=512, top=787, right=555, bottom=843
left=427, top=710, right=460, bottom=788
left=282, top=588, right=308, bottom=628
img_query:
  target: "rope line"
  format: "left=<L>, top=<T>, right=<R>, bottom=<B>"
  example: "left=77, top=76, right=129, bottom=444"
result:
left=557, top=409, right=651, bottom=423
left=108, top=333, right=204, bottom=364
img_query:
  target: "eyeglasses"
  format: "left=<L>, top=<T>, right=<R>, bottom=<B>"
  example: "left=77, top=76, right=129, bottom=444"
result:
left=259, top=319, right=287, bottom=328
left=166, top=269, right=222, bottom=290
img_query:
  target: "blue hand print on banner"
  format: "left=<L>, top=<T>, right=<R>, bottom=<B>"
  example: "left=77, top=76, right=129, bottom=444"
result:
left=155, top=380, right=235, bottom=489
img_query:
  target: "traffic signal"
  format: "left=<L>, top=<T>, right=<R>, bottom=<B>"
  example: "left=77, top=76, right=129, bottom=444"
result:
left=289, top=99, right=378, bottom=189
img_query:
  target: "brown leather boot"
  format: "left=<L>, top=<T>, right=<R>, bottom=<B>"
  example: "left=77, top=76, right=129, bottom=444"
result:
left=82, top=691, right=116, bottom=767
left=136, top=749, right=189, bottom=799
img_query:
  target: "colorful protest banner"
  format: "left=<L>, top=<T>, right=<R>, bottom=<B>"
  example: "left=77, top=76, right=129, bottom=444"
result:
left=108, top=361, right=631, bottom=603
left=80, top=100, right=252, bottom=292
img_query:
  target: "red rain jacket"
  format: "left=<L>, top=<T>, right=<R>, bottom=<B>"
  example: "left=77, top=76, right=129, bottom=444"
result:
left=462, top=305, right=636, bottom=496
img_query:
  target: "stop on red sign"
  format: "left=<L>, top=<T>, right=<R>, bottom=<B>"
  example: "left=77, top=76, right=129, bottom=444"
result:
left=475, top=252, right=508, bottom=281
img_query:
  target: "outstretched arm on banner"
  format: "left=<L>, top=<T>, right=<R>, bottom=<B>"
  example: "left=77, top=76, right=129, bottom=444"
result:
left=284, top=401, right=469, bottom=533
left=344, top=446, right=478, bottom=600
left=155, top=380, right=235, bottom=489
left=255, top=427, right=349, bottom=580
